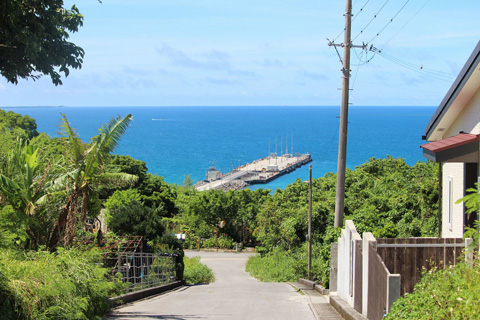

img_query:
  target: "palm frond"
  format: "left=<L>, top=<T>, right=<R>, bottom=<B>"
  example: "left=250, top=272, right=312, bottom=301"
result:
left=58, top=113, right=85, bottom=164
left=46, top=169, right=79, bottom=192
left=95, top=172, right=139, bottom=189
left=93, top=114, right=132, bottom=156
left=82, top=144, right=100, bottom=183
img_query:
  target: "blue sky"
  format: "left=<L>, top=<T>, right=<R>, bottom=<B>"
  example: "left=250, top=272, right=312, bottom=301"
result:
left=2, top=0, right=479, bottom=107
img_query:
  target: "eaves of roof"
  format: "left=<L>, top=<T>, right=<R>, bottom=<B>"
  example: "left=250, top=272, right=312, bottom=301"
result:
left=420, top=133, right=479, bottom=153
left=424, top=41, right=480, bottom=140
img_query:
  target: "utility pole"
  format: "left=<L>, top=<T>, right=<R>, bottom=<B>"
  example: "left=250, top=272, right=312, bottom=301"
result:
left=329, top=0, right=364, bottom=228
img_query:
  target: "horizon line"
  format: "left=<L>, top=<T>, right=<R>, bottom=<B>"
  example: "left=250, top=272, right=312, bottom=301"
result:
left=2, top=105, right=438, bottom=108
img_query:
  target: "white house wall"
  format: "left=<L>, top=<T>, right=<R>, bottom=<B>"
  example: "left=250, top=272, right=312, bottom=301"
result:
left=445, top=90, right=480, bottom=138
left=442, top=162, right=465, bottom=238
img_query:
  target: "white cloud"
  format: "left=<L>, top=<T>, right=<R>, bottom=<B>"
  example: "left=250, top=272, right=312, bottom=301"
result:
left=156, top=44, right=231, bottom=71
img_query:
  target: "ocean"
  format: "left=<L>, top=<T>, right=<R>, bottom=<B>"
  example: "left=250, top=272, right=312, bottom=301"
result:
left=4, top=106, right=435, bottom=190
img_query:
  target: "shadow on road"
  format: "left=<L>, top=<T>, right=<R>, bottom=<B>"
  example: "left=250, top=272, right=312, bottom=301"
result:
left=104, top=311, right=204, bottom=320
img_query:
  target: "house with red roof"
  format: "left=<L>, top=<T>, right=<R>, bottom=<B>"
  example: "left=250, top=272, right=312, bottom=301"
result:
left=421, top=40, right=480, bottom=238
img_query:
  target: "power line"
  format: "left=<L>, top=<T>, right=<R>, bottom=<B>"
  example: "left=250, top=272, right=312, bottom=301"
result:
left=351, top=54, right=362, bottom=90
left=317, top=120, right=340, bottom=164
left=370, top=46, right=455, bottom=82
left=351, top=47, right=375, bottom=66
left=352, top=0, right=390, bottom=42
left=366, top=0, right=411, bottom=45
left=361, top=80, right=443, bottom=94
left=372, top=47, right=455, bottom=77
left=379, top=0, right=430, bottom=50
left=332, top=0, right=371, bottom=43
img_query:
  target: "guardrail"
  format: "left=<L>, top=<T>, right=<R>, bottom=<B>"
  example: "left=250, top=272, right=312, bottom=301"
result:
left=104, top=252, right=178, bottom=293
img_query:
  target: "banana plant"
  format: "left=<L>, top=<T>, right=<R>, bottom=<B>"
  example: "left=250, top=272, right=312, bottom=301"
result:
left=49, top=113, right=137, bottom=248
left=0, top=140, right=54, bottom=248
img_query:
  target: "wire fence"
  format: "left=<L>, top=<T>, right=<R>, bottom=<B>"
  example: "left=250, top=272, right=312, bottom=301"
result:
left=104, top=252, right=178, bottom=293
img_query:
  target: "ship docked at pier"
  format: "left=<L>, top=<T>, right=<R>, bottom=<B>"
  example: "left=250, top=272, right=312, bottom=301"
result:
left=195, top=152, right=312, bottom=192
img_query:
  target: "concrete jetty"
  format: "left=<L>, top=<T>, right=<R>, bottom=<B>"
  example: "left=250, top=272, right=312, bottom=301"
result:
left=195, top=153, right=312, bottom=191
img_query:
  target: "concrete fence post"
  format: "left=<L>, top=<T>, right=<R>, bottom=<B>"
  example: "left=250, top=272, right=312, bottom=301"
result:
left=362, top=232, right=376, bottom=317
left=337, top=220, right=358, bottom=307
left=465, top=238, right=473, bottom=266
left=337, top=228, right=347, bottom=300
left=352, top=232, right=362, bottom=312
left=386, top=274, right=401, bottom=313
left=330, top=242, right=338, bottom=292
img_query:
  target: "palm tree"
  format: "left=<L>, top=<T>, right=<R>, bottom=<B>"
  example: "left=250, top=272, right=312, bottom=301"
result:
left=49, top=113, right=137, bottom=248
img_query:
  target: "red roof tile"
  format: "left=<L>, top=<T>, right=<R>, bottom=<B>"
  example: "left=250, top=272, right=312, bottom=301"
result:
left=420, top=133, right=479, bottom=152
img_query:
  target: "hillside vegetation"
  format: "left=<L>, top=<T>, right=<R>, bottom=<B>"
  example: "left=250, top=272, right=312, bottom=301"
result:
left=0, top=109, right=441, bottom=318
left=0, top=110, right=181, bottom=319
left=172, top=156, right=439, bottom=286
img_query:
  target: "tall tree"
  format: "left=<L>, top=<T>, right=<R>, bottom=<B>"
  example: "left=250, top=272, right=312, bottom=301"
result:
left=0, top=1, right=84, bottom=85
left=0, top=109, right=39, bottom=156
left=0, top=109, right=38, bottom=139
left=49, top=113, right=136, bottom=248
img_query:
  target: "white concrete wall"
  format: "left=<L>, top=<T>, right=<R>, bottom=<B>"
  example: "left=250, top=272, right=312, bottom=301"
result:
left=337, top=228, right=348, bottom=301
left=442, top=162, right=465, bottom=238
left=362, top=232, right=376, bottom=317
left=337, top=220, right=360, bottom=308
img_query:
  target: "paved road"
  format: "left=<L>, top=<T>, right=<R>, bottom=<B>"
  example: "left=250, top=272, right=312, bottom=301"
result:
left=105, top=251, right=317, bottom=320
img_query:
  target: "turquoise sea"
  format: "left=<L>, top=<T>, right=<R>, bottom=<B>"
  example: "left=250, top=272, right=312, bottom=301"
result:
left=5, top=106, right=435, bottom=190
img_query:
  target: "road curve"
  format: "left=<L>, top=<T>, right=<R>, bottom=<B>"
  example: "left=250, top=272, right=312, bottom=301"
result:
left=104, top=251, right=316, bottom=320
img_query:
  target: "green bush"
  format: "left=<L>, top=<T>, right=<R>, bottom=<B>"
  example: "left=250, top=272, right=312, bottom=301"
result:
left=0, top=248, right=125, bottom=320
left=105, top=189, right=165, bottom=242
left=200, top=236, right=236, bottom=250
left=183, top=234, right=199, bottom=249
left=247, top=229, right=339, bottom=286
left=183, top=256, right=215, bottom=284
left=387, top=261, right=480, bottom=320
left=246, top=248, right=300, bottom=282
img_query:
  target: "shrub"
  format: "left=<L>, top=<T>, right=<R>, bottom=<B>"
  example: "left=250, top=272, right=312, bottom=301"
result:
left=0, top=248, right=125, bottom=320
left=246, top=241, right=335, bottom=286
left=387, top=261, right=480, bottom=319
left=183, top=256, right=214, bottom=284
left=183, top=234, right=200, bottom=249
left=202, top=236, right=236, bottom=249
left=246, top=248, right=299, bottom=282
left=105, top=189, right=165, bottom=242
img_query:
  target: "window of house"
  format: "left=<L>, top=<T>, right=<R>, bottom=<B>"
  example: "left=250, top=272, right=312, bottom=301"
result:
left=448, top=176, right=453, bottom=231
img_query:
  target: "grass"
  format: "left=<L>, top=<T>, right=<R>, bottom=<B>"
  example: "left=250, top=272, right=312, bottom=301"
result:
left=246, top=248, right=300, bottom=282
left=183, top=256, right=215, bottom=284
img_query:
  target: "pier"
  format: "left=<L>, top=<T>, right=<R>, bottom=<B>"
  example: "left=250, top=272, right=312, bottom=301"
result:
left=195, top=153, right=312, bottom=191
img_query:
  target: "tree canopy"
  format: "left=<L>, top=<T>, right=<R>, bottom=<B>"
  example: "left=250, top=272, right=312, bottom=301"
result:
left=0, top=110, right=39, bottom=155
left=0, top=0, right=85, bottom=85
